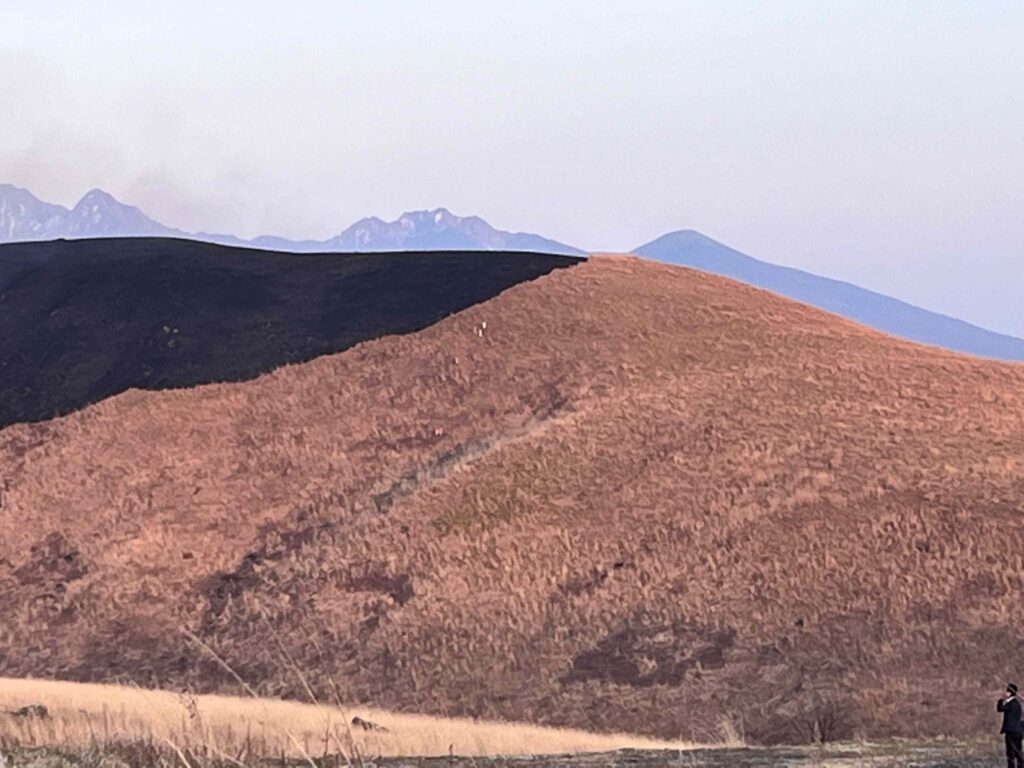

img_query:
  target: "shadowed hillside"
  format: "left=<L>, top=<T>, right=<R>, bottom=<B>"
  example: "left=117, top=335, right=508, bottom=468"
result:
left=0, top=237, right=580, bottom=427
left=2, top=257, right=1023, bottom=745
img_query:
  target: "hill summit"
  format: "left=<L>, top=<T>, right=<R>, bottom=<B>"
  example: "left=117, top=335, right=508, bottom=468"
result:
left=636, top=229, right=1024, bottom=361
left=4, top=182, right=1023, bottom=361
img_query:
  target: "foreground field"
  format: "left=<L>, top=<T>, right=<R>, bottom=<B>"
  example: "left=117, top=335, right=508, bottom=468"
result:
left=0, top=678, right=690, bottom=761
left=0, top=741, right=1002, bottom=767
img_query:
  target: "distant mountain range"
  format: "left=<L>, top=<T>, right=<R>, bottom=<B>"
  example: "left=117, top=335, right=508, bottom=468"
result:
left=0, top=184, right=584, bottom=256
left=2, top=182, right=1022, bottom=362
left=0, top=185, right=171, bottom=242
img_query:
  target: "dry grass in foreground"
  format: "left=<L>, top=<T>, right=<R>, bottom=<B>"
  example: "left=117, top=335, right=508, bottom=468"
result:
left=0, top=678, right=695, bottom=761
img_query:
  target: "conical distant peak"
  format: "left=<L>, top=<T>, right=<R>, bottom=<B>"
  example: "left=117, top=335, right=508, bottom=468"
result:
left=664, top=228, right=718, bottom=245
left=76, top=188, right=120, bottom=208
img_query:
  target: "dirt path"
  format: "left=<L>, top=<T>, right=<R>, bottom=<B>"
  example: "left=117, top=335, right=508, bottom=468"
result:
left=375, top=743, right=997, bottom=768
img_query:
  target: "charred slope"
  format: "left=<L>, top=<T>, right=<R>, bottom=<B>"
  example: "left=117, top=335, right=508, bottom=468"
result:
left=0, top=237, right=580, bottom=427
left=2, top=257, right=1023, bottom=744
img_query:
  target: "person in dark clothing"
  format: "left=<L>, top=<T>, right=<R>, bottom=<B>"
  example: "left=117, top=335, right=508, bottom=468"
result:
left=998, top=683, right=1024, bottom=768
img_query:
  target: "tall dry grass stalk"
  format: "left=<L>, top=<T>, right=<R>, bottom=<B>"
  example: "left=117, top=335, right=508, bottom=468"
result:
left=0, top=678, right=695, bottom=760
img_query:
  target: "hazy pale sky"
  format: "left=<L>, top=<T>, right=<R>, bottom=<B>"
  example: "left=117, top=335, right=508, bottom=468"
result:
left=2, top=2, right=1022, bottom=335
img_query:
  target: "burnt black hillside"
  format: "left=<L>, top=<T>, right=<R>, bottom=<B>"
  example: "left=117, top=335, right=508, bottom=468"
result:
left=0, top=237, right=580, bottom=428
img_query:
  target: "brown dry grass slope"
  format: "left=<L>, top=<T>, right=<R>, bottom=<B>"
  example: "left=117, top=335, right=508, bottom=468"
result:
left=2, top=256, right=1023, bottom=744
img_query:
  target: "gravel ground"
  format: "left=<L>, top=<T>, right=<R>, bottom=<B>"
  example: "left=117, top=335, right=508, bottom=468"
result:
left=0, top=741, right=1002, bottom=767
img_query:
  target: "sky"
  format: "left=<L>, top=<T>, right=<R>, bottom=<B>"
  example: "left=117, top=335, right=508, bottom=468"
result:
left=2, top=1, right=1022, bottom=336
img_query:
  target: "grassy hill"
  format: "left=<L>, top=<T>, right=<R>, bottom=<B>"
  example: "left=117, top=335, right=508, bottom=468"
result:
left=0, top=237, right=579, bottom=427
left=1, top=254, right=1023, bottom=744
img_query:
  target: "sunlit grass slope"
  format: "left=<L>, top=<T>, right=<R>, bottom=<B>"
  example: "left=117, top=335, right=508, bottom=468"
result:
left=0, top=678, right=694, bottom=760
